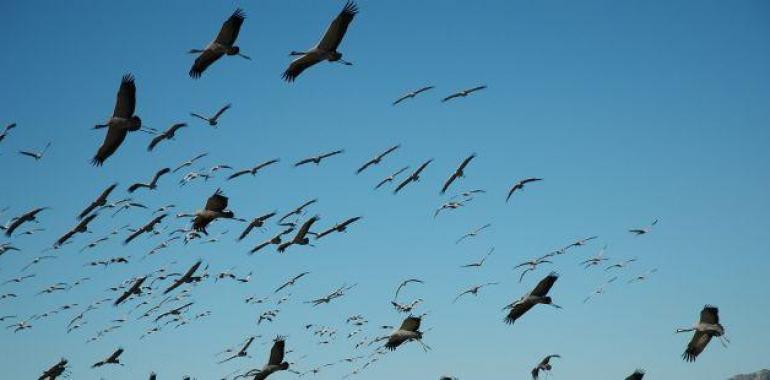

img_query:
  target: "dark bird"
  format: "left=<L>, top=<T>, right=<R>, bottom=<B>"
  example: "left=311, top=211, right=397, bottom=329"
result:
left=78, top=183, right=117, bottom=220
left=393, top=86, right=435, bottom=106
left=128, top=168, right=171, bottom=193
left=274, top=272, right=310, bottom=293
left=189, top=9, right=249, bottom=78
left=124, top=214, right=167, bottom=244
left=5, top=207, right=48, bottom=237
left=375, top=166, right=409, bottom=190
left=91, top=348, right=124, bottom=368
left=192, top=189, right=235, bottom=234
left=282, top=1, right=358, bottom=82
left=154, top=302, right=194, bottom=322
left=173, top=152, right=208, bottom=173
left=237, top=211, right=277, bottom=241
left=453, top=282, right=499, bottom=303
left=385, top=316, right=428, bottom=351
left=312, top=216, right=361, bottom=239
left=228, top=159, right=280, bottom=181
left=442, top=85, right=487, bottom=102
left=629, top=219, right=659, bottom=236
left=164, top=260, right=205, bottom=294
left=147, top=123, right=187, bottom=151
left=0, top=123, right=16, bottom=143
left=218, top=336, right=255, bottom=364
left=531, top=354, right=560, bottom=379
left=55, top=214, right=97, bottom=248
left=393, top=279, right=424, bottom=300
left=277, top=215, right=320, bottom=252
left=506, top=178, right=543, bottom=202
left=503, top=272, right=561, bottom=325
left=38, top=358, right=68, bottom=380
left=91, top=74, right=142, bottom=166
left=625, top=369, right=645, bottom=380
left=114, top=276, right=147, bottom=306
left=676, top=305, right=728, bottom=362
left=294, top=150, right=344, bottom=167
left=441, top=153, right=476, bottom=194
left=394, top=159, right=433, bottom=194
left=278, top=199, right=317, bottom=226
left=460, top=248, right=494, bottom=268
left=356, top=144, right=400, bottom=174
left=249, top=227, right=295, bottom=254
left=191, top=103, right=231, bottom=126
left=18, top=142, right=51, bottom=161
left=250, top=336, right=290, bottom=380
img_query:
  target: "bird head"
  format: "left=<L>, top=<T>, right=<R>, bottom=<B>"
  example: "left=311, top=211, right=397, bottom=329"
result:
left=226, top=46, right=241, bottom=55
left=130, top=116, right=143, bottom=130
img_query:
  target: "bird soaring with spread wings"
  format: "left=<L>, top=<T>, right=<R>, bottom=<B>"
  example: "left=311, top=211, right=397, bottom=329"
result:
left=189, top=9, right=249, bottom=78
left=191, top=104, right=231, bottom=127
left=277, top=215, right=320, bottom=253
left=91, top=74, right=142, bottom=166
left=294, top=150, right=344, bottom=167
left=356, top=144, right=400, bottom=174
left=147, top=123, right=187, bottom=151
left=506, top=178, right=543, bottom=202
left=124, top=214, right=167, bottom=244
left=676, top=305, right=728, bottom=362
left=394, top=159, right=433, bottom=194
left=503, top=272, right=561, bottom=325
left=531, top=354, right=561, bottom=379
left=441, top=153, right=476, bottom=194
left=4, top=207, right=48, bottom=237
left=393, top=86, right=435, bottom=106
left=192, top=189, right=234, bottom=234
left=128, top=168, right=171, bottom=193
left=228, top=159, right=280, bottom=181
left=442, top=85, right=487, bottom=102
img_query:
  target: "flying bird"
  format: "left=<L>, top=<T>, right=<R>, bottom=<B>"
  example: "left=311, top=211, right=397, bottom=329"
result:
left=356, top=144, right=400, bottom=174
left=54, top=214, right=97, bottom=248
left=277, top=215, right=320, bottom=252
left=113, top=276, right=147, bottom=306
left=375, top=166, right=409, bottom=190
left=503, top=272, right=561, bottom=325
left=294, top=150, right=344, bottom=167
left=441, top=153, right=476, bottom=194
left=311, top=216, right=361, bottom=239
left=77, top=183, right=118, bottom=220
left=248, top=336, right=290, bottom=380
left=91, top=348, right=124, bottom=368
left=128, top=168, right=171, bottom=193
left=282, top=1, right=358, bottom=82
left=218, top=336, right=255, bottom=364
left=506, top=178, right=543, bottom=202
left=394, top=159, right=432, bottom=194
left=237, top=211, right=277, bottom=241
left=460, top=248, right=494, bottom=268
left=393, top=86, right=435, bottom=106
left=4, top=207, right=48, bottom=237
left=453, top=282, right=499, bottom=303
left=676, top=305, right=728, bottom=362
left=124, top=214, right=167, bottom=244
left=91, top=74, right=142, bottom=166
left=0, top=123, right=16, bottom=143
left=38, top=359, right=68, bottom=380
left=384, top=316, right=429, bottom=351
left=442, top=85, right=487, bottom=102
left=173, top=152, right=208, bottom=173
left=455, top=223, right=491, bottom=244
left=189, top=9, right=249, bottom=78
left=228, top=159, right=280, bottom=181
left=275, top=272, right=310, bottom=293
left=164, top=260, right=205, bottom=294
left=625, top=369, right=645, bottom=380
left=191, top=103, right=231, bottom=127
left=531, top=354, right=561, bottom=379
left=18, top=142, right=51, bottom=161
left=147, top=123, right=187, bottom=151
left=192, top=189, right=235, bottom=234
left=434, top=200, right=466, bottom=218
left=629, top=219, right=659, bottom=236
left=393, top=279, right=424, bottom=300
left=249, top=227, right=295, bottom=254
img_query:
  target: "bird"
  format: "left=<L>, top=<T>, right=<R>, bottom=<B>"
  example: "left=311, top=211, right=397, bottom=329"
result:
left=282, top=1, right=358, bottom=82
left=375, top=166, right=409, bottom=190
left=237, top=211, right=277, bottom=241
left=249, top=227, right=295, bottom=254
left=453, top=282, right=499, bottom=303
left=189, top=9, right=249, bottom=78
left=228, top=159, right=280, bottom=181
left=147, top=123, right=187, bottom=151
left=192, top=189, right=235, bottom=234
left=531, top=354, right=561, bottom=379
left=311, top=216, right=361, bottom=239
left=278, top=199, right=317, bottom=226
left=506, top=178, right=543, bottom=202
left=442, top=85, right=487, bottom=102
left=460, top=248, right=494, bottom=268
left=605, top=258, right=637, bottom=271
left=440, top=153, right=476, bottom=194
left=391, top=298, right=423, bottom=314
left=394, top=159, right=433, bottom=194
left=676, top=305, right=728, bottom=362
left=77, top=184, right=117, bottom=220
left=91, top=348, right=124, bottom=368
left=294, top=150, right=344, bottom=167
left=384, top=316, right=429, bottom=351
left=128, top=168, right=171, bottom=193
left=18, top=142, right=51, bottom=160
left=455, top=223, right=491, bottom=244
left=1, top=274, right=36, bottom=286
left=154, top=302, right=194, bottom=322
left=625, top=369, right=645, bottom=380
left=113, top=276, right=147, bottom=306
left=91, top=74, right=142, bottom=166
left=164, top=260, right=205, bottom=294
left=38, top=358, right=68, bottom=380
left=628, top=268, right=658, bottom=283
left=393, top=86, right=435, bottom=106
left=4, top=207, right=48, bottom=237
left=0, top=123, right=16, bottom=143
left=124, top=214, right=167, bottom=244
left=434, top=200, right=466, bottom=218
left=582, top=276, right=618, bottom=304
left=629, top=219, right=659, bottom=235
left=275, top=272, right=310, bottom=293
left=393, top=279, right=424, bottom=300
left=356, top=144, right=400, bottom=174
left=54, top=214, right=97, bottom=248
left=580, top=245, right=609, bottom=268
left=277, top=215, right=320, bottom=252
left=503, top=272, right=561, bottom=325
left=173, top=152, right=208, bottom=173
left=218, top=336, right=255, bottom=364
left=249, top=336, right=290, bottom=380
left=21, top=256, right=56, bottom=272
left=191, top=103, right=231, bottom=127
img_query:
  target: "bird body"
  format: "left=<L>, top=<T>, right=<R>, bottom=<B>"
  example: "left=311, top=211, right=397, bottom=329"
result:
left=92, top=74, right=141, bottom=166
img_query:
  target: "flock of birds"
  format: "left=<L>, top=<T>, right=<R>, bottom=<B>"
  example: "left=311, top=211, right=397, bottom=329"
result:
left=0, top=2, right=731, bottom=380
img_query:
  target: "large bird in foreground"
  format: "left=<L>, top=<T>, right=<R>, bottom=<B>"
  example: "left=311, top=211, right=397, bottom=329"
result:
left=503, top=272, right=561, bottom=325
left=38, top=358, right=68, bottom=380
left=189, top=9, right=249, bottom=78
left=147, top=123, right=187, bottom=151
left=531, top=354, right=560, bottom=379
left=192, top=189, right=235, bottom=234
left=676, top=305, right=728, bottom=362
left=394, top=159, right=433, bottom=194
left=441, top=153, right=476, bottom=194
left=4, top=207, right=48, bottom=237
left=384, top=316, right=429, bottom=351
left=246, top=337, right=290, bottom=380
left=282, top=1, right=358, bottom=82
left=91, top=74, right=142, bottom=166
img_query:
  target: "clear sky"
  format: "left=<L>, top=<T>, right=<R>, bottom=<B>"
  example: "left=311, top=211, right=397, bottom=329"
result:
left=1, top=0, right=769, bottom=379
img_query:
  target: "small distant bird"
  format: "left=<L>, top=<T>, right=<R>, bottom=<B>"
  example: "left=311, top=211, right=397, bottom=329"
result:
left=605, top=258, right=637, bottom=271
left=164, top=260, right=205, bottom=294
left=247, top=336, right=290, bottom=380
left=282, top=1, right=358, bottom=82
left=384, top=316, right=429, bottom=351
left=278, top=199, right=317, bottom=226
left=393, top=86, right=435, bottom=106
left=237, top=211, right=277, bottom=241
left=91, top=74, right=142, bottom=166
left=154, top=302, right=194, bottom=322
left=173, top=152, right=208, bottom=173
left=191, top=103, right=231, bottom=127
left=18, top=142, right=51, bottom=161
left=460, top=248, right=494, bottom=268
left=124, top=214, right=167, bottom=244
left=218, top=336, right=255, bottom=364
left=277, top=215, right=320, bottom=252
left=147, top=123, right=187, bottom=151
left=441, top=153, right=476, bottom=194
left=506, top=178, right=543, bottom=202
left=442, top=85, right=487, bottom=102
left=375, top=166, right=409, bottom=190
left=434, top=200, right=466, bottom=218
left=128, top=168, right=171, bottom=193
left=295, top=150, right=344, bottom=167
left=531, top=354, right=560, bottom=379
left=625, top=369, right=645, bottom=380
left=274, top=272, right=310, bottom=293
left=249, top=227, right=295, bottom=254
left=192, top=189, right=235, bottom=234
left=629, top=219, right=659, bottom=236
left=5, top=207, right=48, bottom=237
left=628, top=268, right=658, bottom=283
left=455, top=223, right=491, bottom=244
left=54, top=214, right=97, bottom=248
left=189, top=9, right=249, bottom=78
left=0, top=123, right=16, bottom=143
left=113, top=276, right=147, bottom=306
left=228, top=159, right=280, bottom=181
left=453, top=282, right=499, bottom=303
left=91, top=348, right=124, bottom=368
left=356, top=144, right=400, bottom=174
left=393, top=278, right=424, bottom=300
left=312, top=216, right=361, bottom=239
left=394, top=159, right=433, bottom=194
left=503, top=272, right=561, bottom=325
left=391, top=298, right=422, bottom=314
left=676, top=305, right=728, bottom=362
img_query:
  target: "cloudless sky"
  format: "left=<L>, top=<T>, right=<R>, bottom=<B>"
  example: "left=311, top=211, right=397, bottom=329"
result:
left=0, top=0, right=769, bottom=379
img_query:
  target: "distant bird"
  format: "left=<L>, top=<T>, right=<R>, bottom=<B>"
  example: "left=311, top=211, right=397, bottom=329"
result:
left=393, top=86, right=435, bottom=106
left=393, top=278, right=424, bottom=300
left=147, top=123, right=187, bottom=151
left=441, top=153, right=476, bottom=194
left=356, top=144, right=400, bottom=174
left=451, top=189, right=486, bottom=200
left=192, top=189, right=235, bottom=234
left=5, top=207, right=48, bottom=237
left=228, top=159, right=280, bottom=181
left=506, top=178, right=543, bottom=202
left=453, top=282, right=499, bottom=303
left=21, top=256, right=56, bottom=272
left=164, top=260, right=205, bottom=294
left=278, top=199, right=317, bottom=226
left=275, top=272, right=310, bottom=293
left=503, top=272, right=561, bottom=325
left=191, top=103, right=231, bottom=127
left=625, top=369, right=645, bottom=380
left=385, top=316, right=429, bottom=351
left=605, top=258, right=637, bottom=271
left=434, top=200, right=466, bottom=218
left=391, top=298, right=422, bottom=314
left=91, top=348, right=124, bottom=368
left=565, top=235, right=599, bottom=249
left=628, top=268, right=658, bottom=283
left=249, top=227, right=295, bottom=254
left=394, top=159, right=433, bottom=194
left=173, top=152, right=208, bottom=173
left=38, top=358, right=68, bottom=380
left=677, top=305, right=728, bottom=362
left=580, top=245, right=609, bottom=269
left=189, top=9, right=249, bottom=78
left=128, top=168, right=171, bottom=193
left=295, top=150, right=344, bottom=167
left=531, top=354, right=560, bottom=379
left=277, top=215, right=320, bottom=252
left=54, top=214, right=97, bottom=248
left=455, top=223, right=491, bottom=244
left=282, top=1, right=358, bottom=82
left=219, top=336, right=255, bottom=364
left=91, top=74, right=142, bottom=166
left=154, top=302, right=194, bottom=322
left=237, top=211, right=277, bottom=241
left=1, top=274, right=36, bottom=286
left=305, top=283, right=356, bottom=306
left=248, top=336, right=290, bottom=380
left=18, top=142, right=51, bottom=161
left=77, top=184, right=117, bottom=220
left=124, top=214, right=167, bottom=244
left=113, top=276, right=147, bottom=306
left=375, top=166, right=409, bottom=190
left=312, top=216, right=361, bottom=239
left=582, top=276, right=618, bottom=304
left=629, top=219, right=659, bottom=236
left=442, top=85, right=487, bottom=102
left=0, top=123, right=16, bottom=143
left=460, top=248, right=494, bottom=268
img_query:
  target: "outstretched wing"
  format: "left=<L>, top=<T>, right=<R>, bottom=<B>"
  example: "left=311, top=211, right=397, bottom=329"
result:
left=205, top=190, right=228, bottom=212
left=190, top=50, right=223, bottom=78
left=92, top=126, right=128, bottom=166
left=700, top=305, right=720, bottom=325
left=399, top=316, right=421, bottom=332
left=215, top=9, right=245, bottom=46
left=268, top=338, right=286, bottom=365
left=317, top=1, right=358, bottom=52
left=113, top=74, right=136, bottom=118
left=531, top=272, right=559, bottom=296
left=282, top=54, right=323, bottom=82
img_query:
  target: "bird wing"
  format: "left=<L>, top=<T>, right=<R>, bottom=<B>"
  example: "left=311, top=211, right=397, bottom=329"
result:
left=296, top=215, right=320, bottom=239
left=127, top=183, right=148, bottom=193
left=268, top=338, right=286, bottom=365
left=399, top=316, right=421, bottom=332
left=213, top=103, right=231, bottom=120
left=147, top=134, right=165, bottom=151
left=113, top=74, right=136, bottom=118
left=237, top=223, right=254, bottom=241
left=414, top=159, right=433, bottom=176
left=442, top=93, right=462, bottom=102
left=294, top=157, right=316, bottom=167
left=531, top=272, right=559, bottom=296
left=92, top=125, right=128, bottom=166
left=215, top=9, right=245, bottom=46
left=320, top=150, right=344, bottom=159
left=356, top=159, right=377, bottom=174
left=467, top=85, right=487, bottom=94
left=683, top=330, right=712, bottom=362
left=393, top=176, right=413, bottom=194
left=317, top=1, right=358, bottom=52
left=504, top=301, right=534, bottom=324
left=190, top=49, right=224, bottom=78
left=108, top=348, right=124, bottom=361
left=700, top=305, right=720, bottom=324
left=124, top=228, right=144, bottom=244
left=415, top=86, right=435, bottom=94
left=282, top=53, right=323, bottom=82
left=440, top=172, right=459, bottom=194
left=392, top=94, right=410, bottom=105
left=205, top=190, right=228, bottom=212
left=150, top=168, right=171, bottom=186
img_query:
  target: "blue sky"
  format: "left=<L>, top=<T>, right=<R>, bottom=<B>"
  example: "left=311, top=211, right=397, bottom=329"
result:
left=1, top=0, right=769, bottom=379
